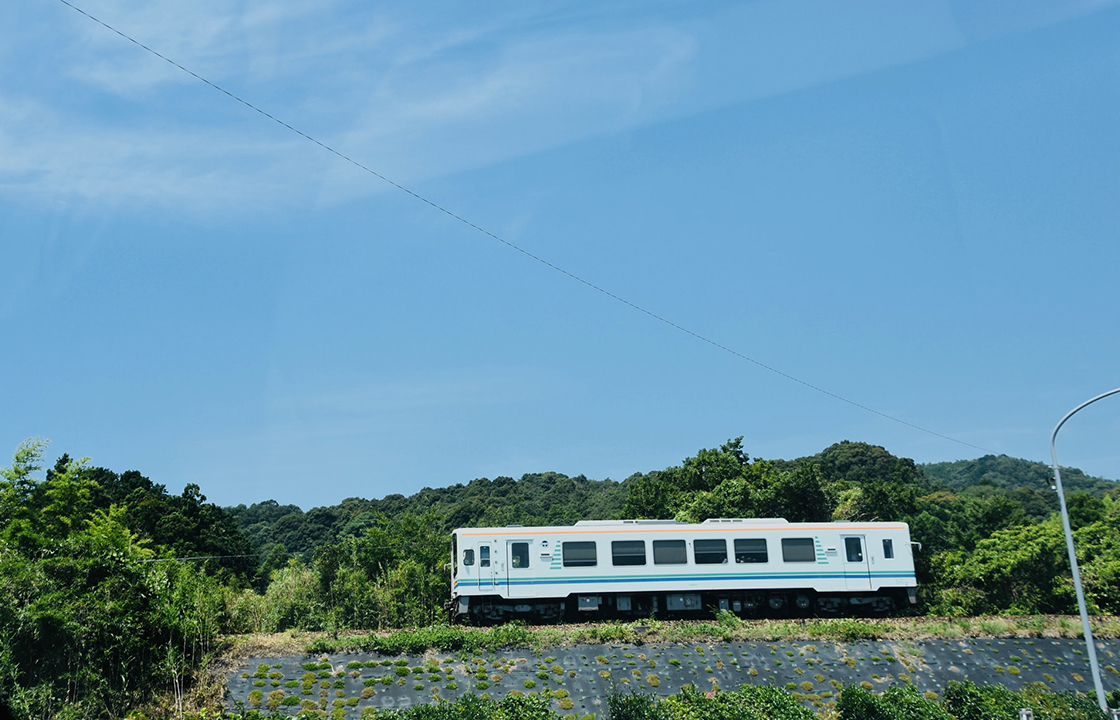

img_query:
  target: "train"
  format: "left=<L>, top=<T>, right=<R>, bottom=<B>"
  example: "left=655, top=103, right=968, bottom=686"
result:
left=448, top=518, right=917, bottom=623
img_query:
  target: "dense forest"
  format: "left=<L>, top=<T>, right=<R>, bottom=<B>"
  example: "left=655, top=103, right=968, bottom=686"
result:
left=1, top=435, right=1118, bottom=718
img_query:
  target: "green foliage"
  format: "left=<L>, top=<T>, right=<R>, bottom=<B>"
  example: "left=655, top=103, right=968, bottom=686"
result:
left=928, top=518, right=1076, bottom=615
left=806, top=619, right=880, bottom=642
left=837, top=684, right=954, bottom=720
left=657, top=684, right=816, bottom=720
left=608, top=688, right=669, bottom=720
left=923, top=454, right=1116, bottom=500
left=0, top=439, right=249, bottom=719
left=6, top=431, right=1120, bottom=719
left=943, top=680, right=1112, bottom=720
left=625, top=438, right=836, bottom=524
left=346, top=692, right=553, bottom=719
left=310, top=622, right=534, bottom=656
left=229, top=471, right=626, bottom=564
left=274, top=560, right=326, bottom=628
left=310, top=510, right=450, bottom=631
left=621, top=471, right=676, bottom=520
left=1020, top=683, right=1115, bottom=719
left=941, top=680, right=1024, bottom=720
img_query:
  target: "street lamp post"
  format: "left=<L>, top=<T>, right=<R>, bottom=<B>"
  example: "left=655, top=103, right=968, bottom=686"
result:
left=1049, top=386, right=1120, bottom=713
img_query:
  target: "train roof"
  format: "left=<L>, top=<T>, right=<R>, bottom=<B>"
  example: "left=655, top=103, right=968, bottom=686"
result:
left=454, top=518, right=910, bottom=535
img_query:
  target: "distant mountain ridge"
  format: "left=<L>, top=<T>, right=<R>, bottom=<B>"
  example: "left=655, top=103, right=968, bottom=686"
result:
left=227, top=449, right=1118, bottom=570
left=228, top=471, right=626, bottom=559
left=921, top=454, right=1117, bottom=496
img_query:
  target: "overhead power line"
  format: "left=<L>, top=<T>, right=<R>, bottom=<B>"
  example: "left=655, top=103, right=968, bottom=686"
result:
left=55, top=0, right=993, bottom=455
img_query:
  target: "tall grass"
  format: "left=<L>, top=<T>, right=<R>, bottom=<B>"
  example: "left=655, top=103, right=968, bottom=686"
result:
left=292, top=615, right=1120, bottom=657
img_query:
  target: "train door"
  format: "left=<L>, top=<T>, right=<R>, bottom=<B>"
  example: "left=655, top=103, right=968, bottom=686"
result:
left=841, top=535, right=872, bottom=591
left=477, top=543, right=497, bottom=591
left=505, top=540, right=532, bottom=598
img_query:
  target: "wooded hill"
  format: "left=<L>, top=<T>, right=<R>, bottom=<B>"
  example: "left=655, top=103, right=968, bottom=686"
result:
left=227, top=443, right=1116, bottom=566
left=2, top=436, right=1117, bottom=719
left=922, top=453, right=1117, bottom=496
left=227, top=471, right=627, bottom=565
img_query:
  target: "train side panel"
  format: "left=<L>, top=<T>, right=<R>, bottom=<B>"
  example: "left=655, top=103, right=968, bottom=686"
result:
left=449, top=519, right=916, bottom=622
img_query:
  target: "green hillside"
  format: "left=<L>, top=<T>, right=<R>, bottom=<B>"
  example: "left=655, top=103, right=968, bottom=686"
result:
left=227, top=471, right=626, bottom=561
left=922, top=454, right=1117, bottom=496
left=5, top=436, right=1120, bottom=719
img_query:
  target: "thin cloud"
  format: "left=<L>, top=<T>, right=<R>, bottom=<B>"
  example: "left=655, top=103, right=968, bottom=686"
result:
left=5, top=0, right=1118, bottom=213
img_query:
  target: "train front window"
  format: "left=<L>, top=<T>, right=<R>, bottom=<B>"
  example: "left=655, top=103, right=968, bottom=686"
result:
left=562, top=541, right=597, bottom=567
left=612, top=540, right=646, bottom=566
left=694, top=539, right=727, bottom=564
left=781, top=538, right=816, bottom=563
left=653, top=540, right=687, bottom=565
left=734, top=538, right=768, bottom=563
left=463, top=549, right=475, bottom=566
left=480, top=545, right=490, bottom=568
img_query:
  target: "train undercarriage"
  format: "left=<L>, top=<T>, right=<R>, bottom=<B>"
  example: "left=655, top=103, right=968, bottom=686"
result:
left=450, top=587, right=915, bottom=624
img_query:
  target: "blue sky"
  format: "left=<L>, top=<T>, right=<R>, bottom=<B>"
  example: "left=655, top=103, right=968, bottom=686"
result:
left=2, top=0, right=1118, bottom=509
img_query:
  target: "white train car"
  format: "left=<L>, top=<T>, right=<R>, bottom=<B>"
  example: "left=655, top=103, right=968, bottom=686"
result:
left=449, top=518, right=917, bottom=623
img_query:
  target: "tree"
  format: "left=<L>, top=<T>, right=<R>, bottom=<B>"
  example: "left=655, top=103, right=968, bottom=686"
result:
left=621, top=472, right=676, bottom=519
left=0, top=437, right=48, bottom=534
left=758, top=463, right=834, bottom=522
left=816, top=440, right=926, bottom=488
left=666, top=438, right=752, bottom=494
left=933, top=518, right=1073, bottom=615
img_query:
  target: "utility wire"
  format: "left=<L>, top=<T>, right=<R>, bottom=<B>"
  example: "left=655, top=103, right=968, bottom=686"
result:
left=55, top=0, right=993, bottom=455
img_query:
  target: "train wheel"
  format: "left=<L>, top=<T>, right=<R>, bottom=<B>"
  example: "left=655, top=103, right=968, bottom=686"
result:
left=794, top=594, right=812, bottom=612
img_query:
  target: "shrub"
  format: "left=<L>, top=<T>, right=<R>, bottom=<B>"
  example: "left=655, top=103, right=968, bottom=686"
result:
left=1020, top=685, right=1113, bottom=720
left=942, top=680, right=1022, bottom=720
left=265, top=690, right=285, bottom=711
left=837, top=685, right=884, bottom=720
left=665, top=684, right=816, bottom=720
left=607, top=688, right=669, bottom=720
left=839, top=684, right=954, bottom=720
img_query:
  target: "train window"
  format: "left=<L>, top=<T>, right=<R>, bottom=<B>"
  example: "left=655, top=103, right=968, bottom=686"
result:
left=845, top=537, right=863, bottom=562
left=562, top=541, right=597, bottom=567
left=781, top=538, right=816, bottom=563
left=883, top=539, right=894, bottom=559
left=612, top=540, right=646, bottom=566
left=463, top=549, right=475, bottom=566
left=694, top=539, right=727, bottom=564
left=510, top=542, right=529, bottom=568
left=734, top=538, right=768, bottom=563
left=653, top=540, right=687, bottom=565
left=480, top=545, right=490, bottom=567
